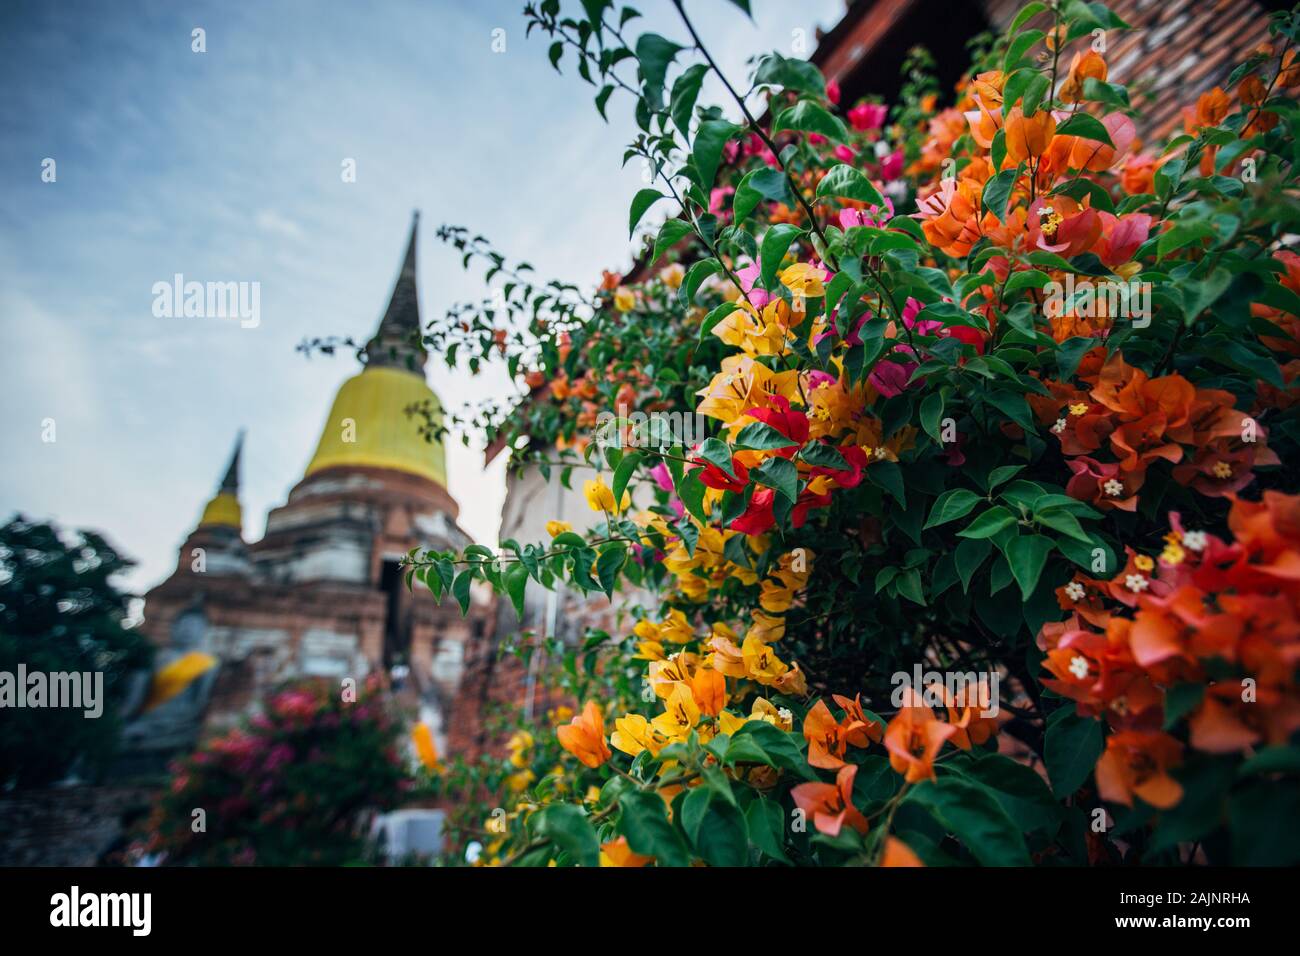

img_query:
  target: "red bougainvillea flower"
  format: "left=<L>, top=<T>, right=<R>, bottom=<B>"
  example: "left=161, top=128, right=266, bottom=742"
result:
left=730, top=486, right=776, bottom=535
left=1065, top=455, right=1144, bottom=512
left=1095, top=730, right=1184, bottom=808
left=884, top=689, right=955, bottom=783
left=744, top=395, right=809, bottom=456
left=791, top=764, right=869, bottom=837
left=694, top=454, right=749, bottom=494
left=556, top=700, right=611, bottom=768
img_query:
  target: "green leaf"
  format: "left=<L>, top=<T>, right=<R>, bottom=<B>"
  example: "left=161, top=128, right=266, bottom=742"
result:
left=634, top=33, right=683, bottom=110
left=618, top=789, right=690, bottom=866
left=925, top=489, right=983, bottom=529
left=920, top=391, right=944, bottom=442
left=596, top=544, right=627, bottom=596
left=668, top=62, right=708, bottom=136
left=759, top=223, right=803, bottom=290
left=774, top=99, right=847, bottom=142
left=798, top=441, right=849, bottom=469
left=629, top=188, right=666, bottom=237
left=957, top=506, right=1016, bottom=539
left=1055, top=111, right=1114, bottom=146
left=752, top=457, right=798, bottom=504
left=1005, top=533, right=1054, bottom=600
left=651, top=218, right=693, bottom=265
left=944, top=751, right=1063, bottom=836
left=981, top=165, right=1021, bottom=221
left=504, top=561, right=529, bottom=617
left=612, top=451, right=644, bottom=506
left=815, top=164, right=885, bottom=207
left=955, top=537, right=992, bottom=592
left=744, top=798, right=791, bottom=864
left=679, top=257, right=722, bottom=306
left=753, top=51, right=825, bottom=95
left=1045, top=705, right=1103, bottom=798
left=699, top=300, right=739, bottom=343
left=734, top=420, right=797, bottom=451
left=698, top=437, right=736, bottom=476
left=907, top=776, right=1031, bottom=865
left=681, top=788, right=748, bottom=866
left=692, top=119, right=741, bottom=190
left=724, top=720, right=808, bottom=774
left=534, top=803, right=599, bottom=867
left=452, top=569, right=473, bottom=614
left=732, top=167, right=794, bottom=225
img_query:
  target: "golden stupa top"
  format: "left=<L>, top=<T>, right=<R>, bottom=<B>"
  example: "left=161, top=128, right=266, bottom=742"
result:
left=303, top=212, right=448, bottom=487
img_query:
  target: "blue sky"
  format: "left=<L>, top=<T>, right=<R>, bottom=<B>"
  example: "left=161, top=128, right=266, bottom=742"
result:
left=0, top=0, right=844, bottom=594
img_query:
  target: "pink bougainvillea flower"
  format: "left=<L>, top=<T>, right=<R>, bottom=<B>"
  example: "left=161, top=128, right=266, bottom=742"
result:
left=847, top=101, right=888, bottom=131
left=833, top=143, right=856, bottom=163
left=735, top=260, right=771, bottom=309
left=826, top=79, right=841, bottom=105
left=880, top=148, right=905, bottom=182
left=649, top=461, right=674, bottom=492
left=1095, top=212, right=1153, bottom=269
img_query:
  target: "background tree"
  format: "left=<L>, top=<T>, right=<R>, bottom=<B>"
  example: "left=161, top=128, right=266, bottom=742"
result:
left=0, top=514, right=153, bottom=789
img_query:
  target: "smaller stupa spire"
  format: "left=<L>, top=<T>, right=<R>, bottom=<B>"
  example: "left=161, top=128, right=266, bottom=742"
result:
left=365, top=211, right=427, bottom=372
left=197, top=431, right=245, bottom=531
left=218, top=429, right=244, bottom=494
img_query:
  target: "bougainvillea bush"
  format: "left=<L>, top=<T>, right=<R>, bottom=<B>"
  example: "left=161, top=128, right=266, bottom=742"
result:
left=142, top=678, right=409, bottom=866
left=413, top=0, right=1300, bottom=866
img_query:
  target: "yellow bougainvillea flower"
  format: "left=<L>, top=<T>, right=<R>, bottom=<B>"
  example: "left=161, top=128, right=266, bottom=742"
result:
left=742, top=633, right=790, bottom=684
left=506, top=729, right=534, bottom=768
left=747, top=609, right=787, bottom=643
left=600, top=836, right=654, bottom=867
left=412, top=721, right=442, bottom=772
left=647, top=652, right=695, bottom=699
left=556, top=700, right=612, bottom=768
left=779, top=262, right=827, bottom=302
left=506, top=769, right=535, bottom=792
left=611, top=713, right=669, bottom=758
left=613, top=287, right=636, bottom=312
left=717, top=709, right=749, bottom=735
left=652, top=683, right=701, bottom=742
left=696, top=355, right=801, bottom=429
left=583, top=475, right=629, bottom=514
left=545, top=520, right=573, bottom=537
left=713, top=300, right=788, bottom=356
left=751, top=696, right=795, bottom=731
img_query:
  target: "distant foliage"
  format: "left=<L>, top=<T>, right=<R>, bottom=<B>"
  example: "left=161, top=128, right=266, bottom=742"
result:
left=144, top=678, right=410, bottom=865
left=0, top=515, right=151, bottom=789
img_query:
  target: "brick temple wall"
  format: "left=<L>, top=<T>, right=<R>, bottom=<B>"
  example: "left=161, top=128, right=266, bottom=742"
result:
left=981, top=0, right=1277, bottom=141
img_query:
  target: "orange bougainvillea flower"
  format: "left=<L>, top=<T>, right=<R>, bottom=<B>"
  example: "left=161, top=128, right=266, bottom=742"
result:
left=691, top=666, right=727, bottom=716
left=803, top=698, right=850, bottom=769
left=880, top=836, right=925, bottom=867
left=1095, top=730, right=1184, bottom=808
left=556, top=700, right=612, bottom=768
left=884, top=689, right=956, bottom=783
left=1059, top=50, right=1107, bottom=104
left=600, top=836, right=654, bottom=867
left=1004, top=106, right=1057, bottom=163
left=791, top=764, right=869, bottom=837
